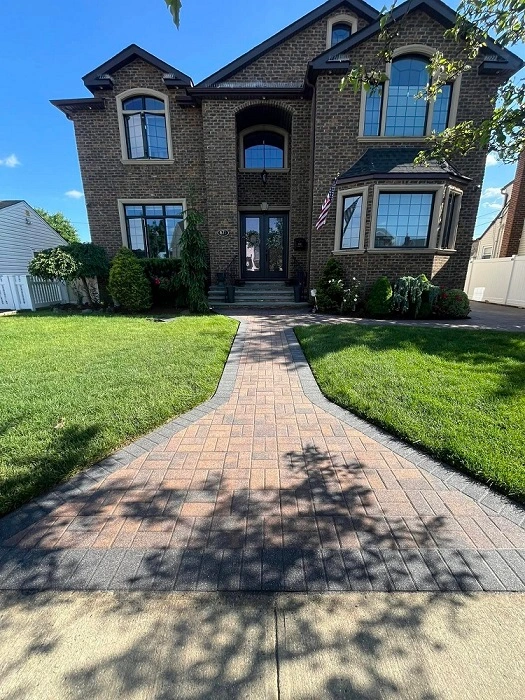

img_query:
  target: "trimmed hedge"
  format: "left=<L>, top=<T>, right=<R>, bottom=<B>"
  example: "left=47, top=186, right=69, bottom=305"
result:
left=109, top=247, right=152, bottom=312
left=365, top=276, right=393, bottom=317
left=435, top=289, right=471, bottom=318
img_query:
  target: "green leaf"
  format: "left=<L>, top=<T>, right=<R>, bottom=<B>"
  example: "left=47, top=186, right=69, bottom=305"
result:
left=164, top=0, right=182, bottom=28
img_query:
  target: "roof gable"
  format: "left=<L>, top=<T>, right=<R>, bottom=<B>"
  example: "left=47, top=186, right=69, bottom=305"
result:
left=196, top=0, right=379, bottom=87
left=82, top=44, right=193, bottom=92
left=310, top=0, right=524, bottom=75
left=0, top=200, right=22, bottom=211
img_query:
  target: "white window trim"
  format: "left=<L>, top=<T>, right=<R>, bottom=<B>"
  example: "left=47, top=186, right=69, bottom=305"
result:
left=117, top=198, right=187, bottom=251
left=439, top=186, right=463, bottom=250
left=116, top=88, right=174, bottom=164
left=333, top=186, right=368, bottom=254
left=481, top=246, right=493, bottom=259
left=238, top=124, right=289, bottom=171
left=358, top=46, right=462, bottom=140
left=369, top=184, right=445, bottom=251
left=326, top=13, right=358, bottom=49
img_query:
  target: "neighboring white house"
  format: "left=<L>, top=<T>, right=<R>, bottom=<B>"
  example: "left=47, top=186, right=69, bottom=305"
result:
left=466, top=152, right=525, bottom=307
left=471, top=182, right=514, bottom=260
left=0, top=200, right=70, bottom=310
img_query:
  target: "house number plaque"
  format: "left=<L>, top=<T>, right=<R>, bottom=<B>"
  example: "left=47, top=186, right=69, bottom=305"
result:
left=218, top=229, right=231, bottom=237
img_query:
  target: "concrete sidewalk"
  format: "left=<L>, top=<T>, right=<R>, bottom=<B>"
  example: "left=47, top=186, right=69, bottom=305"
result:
left=0, top=591, right=524, bottom=699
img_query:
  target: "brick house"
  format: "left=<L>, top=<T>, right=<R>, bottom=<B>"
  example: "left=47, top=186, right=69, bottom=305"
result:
left=53, top=0, right=522, bottom=302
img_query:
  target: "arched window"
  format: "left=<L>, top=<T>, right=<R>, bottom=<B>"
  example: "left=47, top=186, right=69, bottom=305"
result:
left=362, top=51, right=454, bottom=137
left=331, top=22, right=352, bottom=46
left=121, top=95, right=169, bottom=159
left=242, top=128, right=286, bottom=169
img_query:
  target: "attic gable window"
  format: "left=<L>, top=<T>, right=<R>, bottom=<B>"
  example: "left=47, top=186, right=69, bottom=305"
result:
left=120, top=93, right=169, bottom=160
left=331, top=23, right=352, bottom=46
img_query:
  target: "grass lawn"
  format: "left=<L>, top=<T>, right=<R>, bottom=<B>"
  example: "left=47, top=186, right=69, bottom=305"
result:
left=296, top=324, right=525, bottom=502
left=0, top=312, right=237, bottom=516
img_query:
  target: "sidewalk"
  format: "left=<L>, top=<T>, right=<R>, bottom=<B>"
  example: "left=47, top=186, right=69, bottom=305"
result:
left=1, top=591, right=524, bottom=699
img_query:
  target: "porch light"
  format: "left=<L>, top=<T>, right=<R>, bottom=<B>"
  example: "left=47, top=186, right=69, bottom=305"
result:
left=261, top=169, right=268, bottom=185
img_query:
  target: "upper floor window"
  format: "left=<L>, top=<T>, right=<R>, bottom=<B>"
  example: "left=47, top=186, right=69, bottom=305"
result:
left=331, top=23, right=352, bottom=46
left=241, top=127, right=287, bottom=169
left=326, top=15, right=357, bottom=49
left=122, top=95, right=169, bottom=159
left=123, top=203, right=184, bottom=257
left=363, top=52, right=455, bottom=138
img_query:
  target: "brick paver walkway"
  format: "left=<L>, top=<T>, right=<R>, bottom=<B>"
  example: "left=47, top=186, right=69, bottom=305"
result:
left=1, top=312, right=525, bottom=591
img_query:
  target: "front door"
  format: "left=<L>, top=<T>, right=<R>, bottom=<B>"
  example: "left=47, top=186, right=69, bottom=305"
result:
left=241, top=213, right=288, bottom=280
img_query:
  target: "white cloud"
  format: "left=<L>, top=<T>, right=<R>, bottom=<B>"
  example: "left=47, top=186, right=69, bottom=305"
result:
left=486, top=153, right=499, bottom=166
left=483, top=202, right=503, bottom=210
left=65, top=189, right=84, bottom=199
left=481, top=187, right=503, bottom=199
left=0, top=154, right=21, bottom=168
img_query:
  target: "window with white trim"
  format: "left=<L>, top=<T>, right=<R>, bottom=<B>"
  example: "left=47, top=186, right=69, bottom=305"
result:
left=440, top=188, right=462, bottom=249
left=363, top=53, right=455, bottom=137
left=121, top=95, right=169, bottom=159
left=334, top=187, right=367, bottom=251
left=374, top=191, right=435, bottom=248
left=326, top=14, right=357, bottom=49
left=481, top=246, right=493, bottom=259
left=124, top=203, right=184, bottom=258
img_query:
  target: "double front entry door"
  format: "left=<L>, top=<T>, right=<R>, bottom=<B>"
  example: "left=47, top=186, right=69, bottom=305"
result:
left=240, top=213, right=288, bottom=280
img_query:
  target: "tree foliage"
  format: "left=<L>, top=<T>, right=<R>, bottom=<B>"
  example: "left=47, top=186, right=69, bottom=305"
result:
left=341, top=0, right=525, bottom=163
left=35, top=208, right=80, bottom=244
left=28, top=242, right=109, bottom=306
left=179, top=208, right=210, bottom=313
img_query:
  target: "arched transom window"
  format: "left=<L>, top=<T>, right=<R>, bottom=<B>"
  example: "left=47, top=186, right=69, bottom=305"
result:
left=122, top=94, right=169, bottom=159
left=241, top=128, right=286, bottom=169
left=363, top=53, right=454, bottom=137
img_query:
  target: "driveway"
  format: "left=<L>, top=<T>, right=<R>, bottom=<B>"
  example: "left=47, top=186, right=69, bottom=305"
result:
left=1, top=312, right=524, bottom=592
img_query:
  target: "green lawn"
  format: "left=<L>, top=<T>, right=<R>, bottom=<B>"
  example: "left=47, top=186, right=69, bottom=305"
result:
left=296, top=324, right=525, bottom=502
left=0, top=312, right=237, bottom=515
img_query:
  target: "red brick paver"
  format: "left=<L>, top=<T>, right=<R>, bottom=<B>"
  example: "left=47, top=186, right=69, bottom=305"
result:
left=5, top=312, right=523, bottom=565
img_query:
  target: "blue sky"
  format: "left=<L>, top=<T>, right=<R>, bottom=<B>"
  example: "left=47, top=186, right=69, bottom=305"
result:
left=0, top=0, right=523, bottom=241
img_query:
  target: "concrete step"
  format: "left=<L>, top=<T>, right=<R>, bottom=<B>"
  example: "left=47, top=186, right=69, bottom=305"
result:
left=211, top=301, right=310, bottom=309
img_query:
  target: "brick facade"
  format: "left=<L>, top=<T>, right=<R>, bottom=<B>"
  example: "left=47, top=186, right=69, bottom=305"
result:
left=57, top=1, right=516, bottom=291
left=500, top=151, right=525, bottom=257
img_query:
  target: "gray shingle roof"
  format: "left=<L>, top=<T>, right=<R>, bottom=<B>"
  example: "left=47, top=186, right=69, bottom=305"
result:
left=338, top=148, right=469, bottom=183
left=0, top=200, right=22, bottom=210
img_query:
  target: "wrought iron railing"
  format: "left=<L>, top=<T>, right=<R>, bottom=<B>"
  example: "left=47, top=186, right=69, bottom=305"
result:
left=223, top=254, right=238, bottom=285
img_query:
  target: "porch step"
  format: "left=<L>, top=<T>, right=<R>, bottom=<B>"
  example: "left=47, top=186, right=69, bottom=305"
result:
left=208, top=282, right=308, bottom=308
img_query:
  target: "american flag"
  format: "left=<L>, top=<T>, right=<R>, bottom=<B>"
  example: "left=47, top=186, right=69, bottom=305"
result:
left=315, top=177, right=337, bottom=230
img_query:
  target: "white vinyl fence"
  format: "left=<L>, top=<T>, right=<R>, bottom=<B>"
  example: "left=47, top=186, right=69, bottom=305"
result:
left=464, top=255, right=525, bottom=308
left=0, top=274, right=69, bottom=311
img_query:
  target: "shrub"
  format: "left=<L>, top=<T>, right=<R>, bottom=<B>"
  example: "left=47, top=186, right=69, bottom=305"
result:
left=392, top=274, right=440, bottom=319
left=28, top=242, right=109, bottom=306
left=315, top=257, right=346, bottom=313
left=139, top=258, right=187, bottom=307
left=365, top=276, right=393, bottom=317
left=180, top=209, right=209, bottom=313
left=108, top=247, right=152, bottom=312
left=435, top=289, right=471, bottom=318
left=341, top=277, right=361, bottom=315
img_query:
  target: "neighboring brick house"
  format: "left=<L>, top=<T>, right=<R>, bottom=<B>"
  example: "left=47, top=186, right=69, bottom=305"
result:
left=53, top=0, right=522, bottom=297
